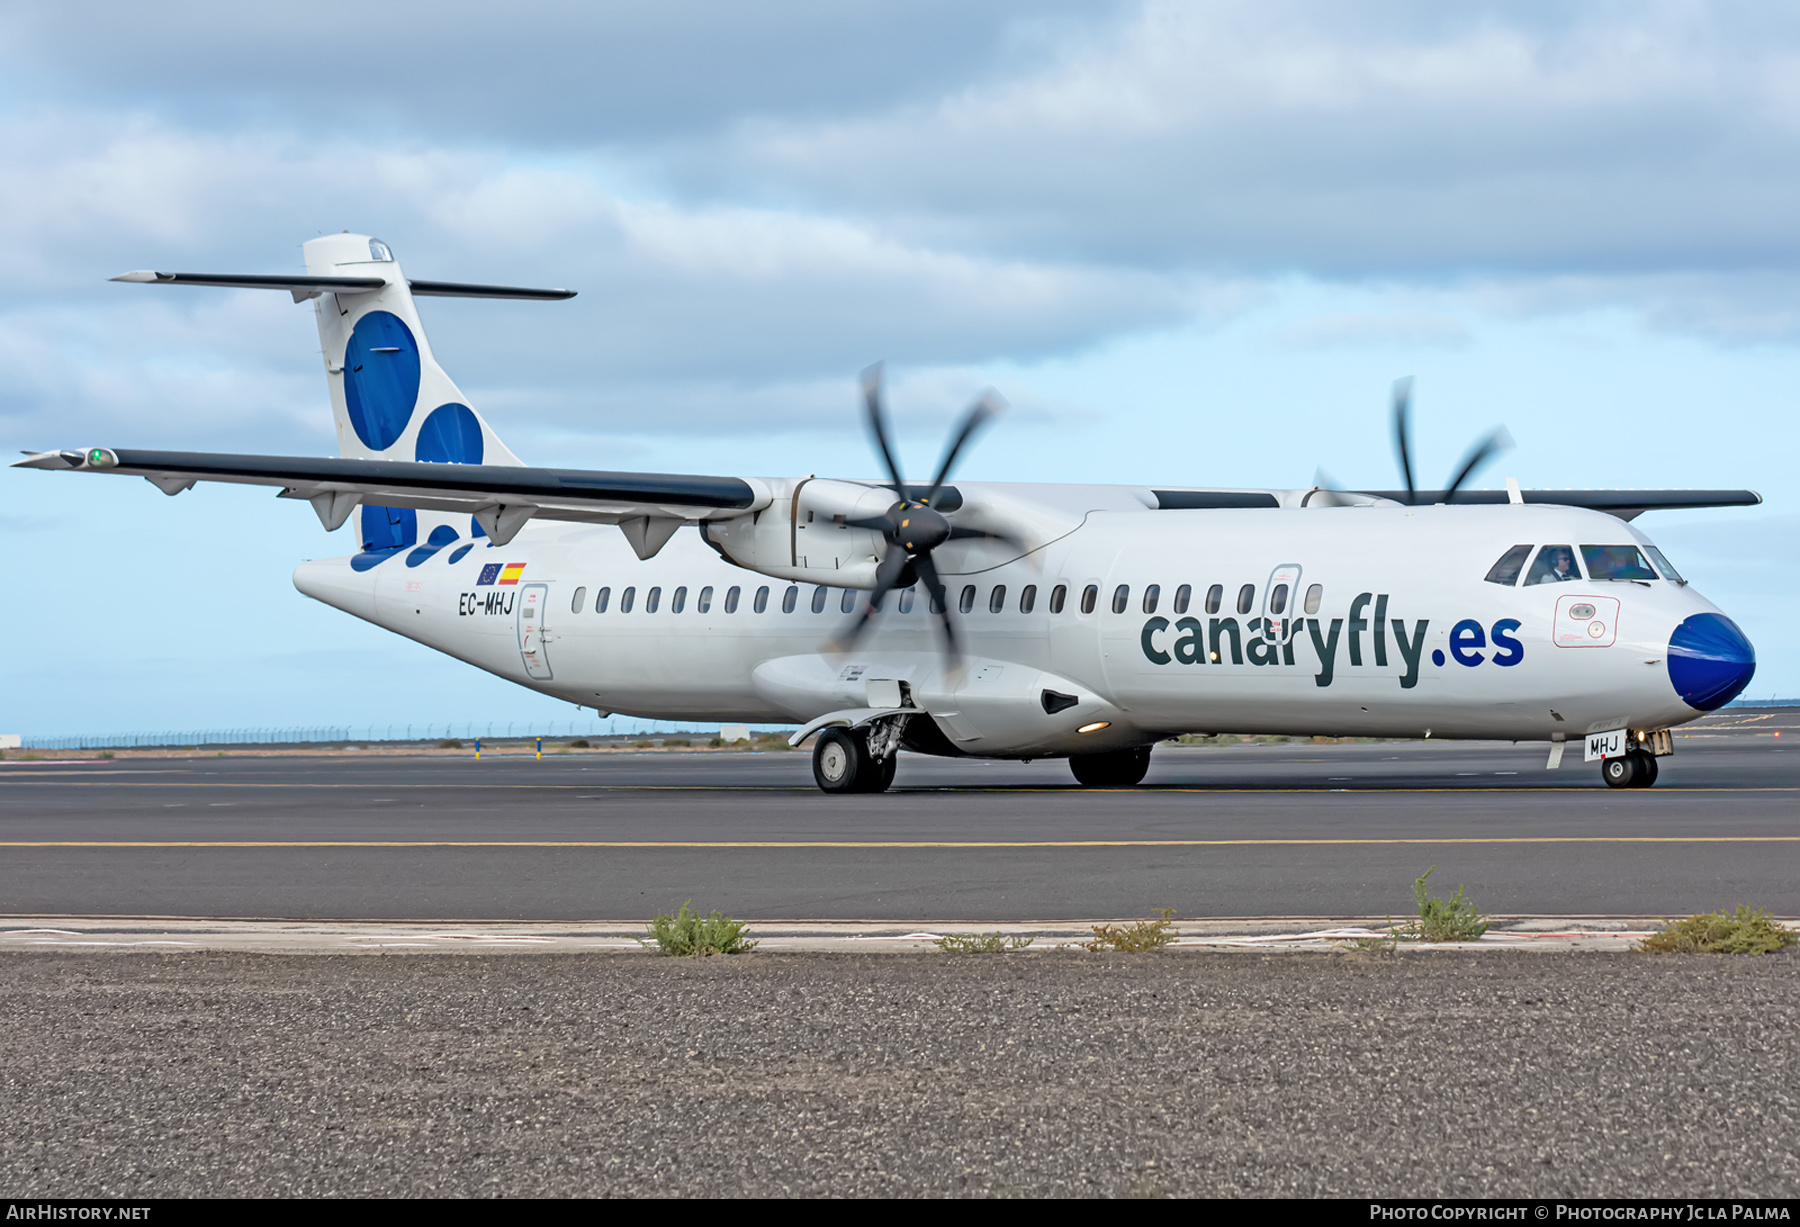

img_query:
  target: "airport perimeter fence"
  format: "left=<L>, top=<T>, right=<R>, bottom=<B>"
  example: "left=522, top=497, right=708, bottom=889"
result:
left=15, top=719, right=731, bottom=752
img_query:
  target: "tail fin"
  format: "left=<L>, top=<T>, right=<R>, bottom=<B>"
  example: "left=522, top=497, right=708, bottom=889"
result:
left=302, top=233, right=523, bottom=466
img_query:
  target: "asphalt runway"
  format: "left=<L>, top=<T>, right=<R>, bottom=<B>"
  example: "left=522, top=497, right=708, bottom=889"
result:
left=1, top=708, right=1793, bottom=921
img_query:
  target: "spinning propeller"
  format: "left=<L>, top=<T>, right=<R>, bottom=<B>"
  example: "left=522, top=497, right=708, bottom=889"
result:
left=1316, top=378, right=1511, bottom=505
left=1390, top=376, right=1512, bottom=504
left=833, top=363, right=1023, bottom=662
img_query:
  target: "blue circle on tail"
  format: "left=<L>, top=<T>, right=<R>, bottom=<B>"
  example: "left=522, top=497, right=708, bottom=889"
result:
left=414, top=403, right=483, bottom=465
left=343, top=311, right=421, bottom=451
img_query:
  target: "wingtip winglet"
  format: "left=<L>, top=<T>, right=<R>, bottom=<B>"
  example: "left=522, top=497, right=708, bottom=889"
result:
left=109, top=270, right=158, bottom=283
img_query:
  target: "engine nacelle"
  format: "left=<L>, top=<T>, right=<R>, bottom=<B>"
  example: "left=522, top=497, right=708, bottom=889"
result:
left=703, top=478, right=896, bottom=588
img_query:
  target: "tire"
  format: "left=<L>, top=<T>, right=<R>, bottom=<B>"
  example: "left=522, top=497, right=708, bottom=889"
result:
left=1601, top=753, right=1640, bottom=789
left=1070, top=745, right=1153, bottom=787
left=812, top=728, right=894, bottom=794
left=813, top=728, right=870, bottom=793
left=1629, top=749, right=1659, bottom=788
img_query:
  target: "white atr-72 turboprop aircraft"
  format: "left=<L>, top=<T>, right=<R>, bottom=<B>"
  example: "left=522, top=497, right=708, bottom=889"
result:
left=18, top=234, right=1761, bottom=792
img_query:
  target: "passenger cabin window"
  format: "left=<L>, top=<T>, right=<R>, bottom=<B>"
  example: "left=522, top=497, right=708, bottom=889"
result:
left=1303, top=584, right=1322, bottom=615
left=1645, top=545, right=1684, bottom=584
left=1269, top=584, right=1288, bottom=616
left=1019, top=585, right=1036, bottom=614
left=753, top=585, right=769, bottom=613
left=620, top=586, right=636, bottom=613
left=571, top=586, right=587, bottom=614
left=1581, top=545, right=1658, bottom=582
left=672, top=586, right=687, bottom=614
left=1142, top=584, right=1160, bottom=614
left=724, top=585, right=740, bottom=613
left=1485, top=544, right=1533, bottom=587
left=1112, top=585, right=1130, bottom=614
left=1235, top=584, right=1255, bottom=615
left=959, top=585, right=976, bottom=614
left=1173, top=584, right=1191, bottom=614
left=697, top=586, right=713, bottom=614
left=989, top=585, right=1006, bottom=613
left=1080, top=584, right=1098, bottom=614
left=1049, top=584, right=1067, bottom=614
left=929, top=588, right=945, bottom=614
left=595, top=586, right=610, bottom=614
left=811, top=586, right=828, bottom=614
left=898, top=587, right=916, bottom=613
left=1204, top=584, right=1223, bottom=615
left=841, top=588, right=857, bottom=614
left=646, top=586, right=662, bottom=614
left=781, top=585, right=798, bottom=614
left=1525, top=545, right=1581, bottom=585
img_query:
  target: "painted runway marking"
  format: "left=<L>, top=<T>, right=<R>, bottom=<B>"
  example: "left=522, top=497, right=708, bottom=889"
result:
left=2, top=836, right=1799, bottom=849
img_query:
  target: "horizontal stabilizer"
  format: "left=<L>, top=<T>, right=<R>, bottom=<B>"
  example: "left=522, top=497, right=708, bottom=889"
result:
left=110, top=271, right=575, bottom=301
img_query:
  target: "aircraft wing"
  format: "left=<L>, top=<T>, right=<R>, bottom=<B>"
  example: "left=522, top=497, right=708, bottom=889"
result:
left=1151, top=487, right=1762, bottom=519
left=13, top=447, right=770, bottom=552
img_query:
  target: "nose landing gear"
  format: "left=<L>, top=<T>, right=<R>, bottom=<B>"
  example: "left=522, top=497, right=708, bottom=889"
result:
left=1601, top=749, right=1660, bottom=789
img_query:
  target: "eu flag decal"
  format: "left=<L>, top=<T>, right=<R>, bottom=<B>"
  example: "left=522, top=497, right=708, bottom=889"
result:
left=477, top=563, right=503, bottom=586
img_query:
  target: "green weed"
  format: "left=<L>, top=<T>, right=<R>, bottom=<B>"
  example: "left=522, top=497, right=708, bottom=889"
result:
left=1640, top=906, right=1798, bottom=955
left=934, top=932, right=1034, bottom=953
left=1084, top=908, right=1179, bottom=952
left=640, top=900, right=758, bottom=957
left=1395, top=867, right=1489, bottom=942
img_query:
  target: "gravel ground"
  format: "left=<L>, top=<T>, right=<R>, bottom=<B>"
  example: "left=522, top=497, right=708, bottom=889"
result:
left=1, top=951, right=1796, bottom=1198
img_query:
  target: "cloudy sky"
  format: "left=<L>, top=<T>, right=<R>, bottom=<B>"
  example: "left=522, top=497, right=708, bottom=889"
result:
left=2, top=0, right=1795, bottom=737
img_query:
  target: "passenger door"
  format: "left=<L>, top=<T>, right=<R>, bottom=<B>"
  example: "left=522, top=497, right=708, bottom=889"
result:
left=516, top=583, right=553, bottom=680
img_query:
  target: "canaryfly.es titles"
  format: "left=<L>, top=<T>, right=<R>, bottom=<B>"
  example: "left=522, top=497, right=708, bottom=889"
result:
left=1140, top=592, right=1525, bottom=689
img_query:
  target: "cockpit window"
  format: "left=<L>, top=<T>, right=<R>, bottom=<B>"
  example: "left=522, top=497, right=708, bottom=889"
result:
left=1525, top=545, right=1581, bottom=585
left=1644, top=544, right=1684, bottom=585
left=1484, top=544, right=1533, bottom=587
left=368, top=238, right=394, bottom=262
left=1581, top=545, right=1658, bottom=581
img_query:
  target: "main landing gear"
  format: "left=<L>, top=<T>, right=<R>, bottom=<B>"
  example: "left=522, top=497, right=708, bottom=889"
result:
left=1601, top=749, right=1660, bottom=789
left=811, top=727, right=899, bottom=794
left=1069, top=746, right=1153, bottom=787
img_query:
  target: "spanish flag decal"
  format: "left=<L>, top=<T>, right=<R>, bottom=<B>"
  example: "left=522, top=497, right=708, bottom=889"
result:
left=497, top=563, right=527, bottom=585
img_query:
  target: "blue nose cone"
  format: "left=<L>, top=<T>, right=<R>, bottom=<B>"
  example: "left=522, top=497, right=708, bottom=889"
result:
left=1668, top=613, right=1756, bottom=711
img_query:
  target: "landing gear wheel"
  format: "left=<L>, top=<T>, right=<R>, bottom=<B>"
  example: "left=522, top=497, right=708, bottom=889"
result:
left=1601, top=753, right=1640, bottom=789
left=811, top=728, right=894, bottom=794
left=1629, top=749, right=1659, bottom=788
left=1069, top=745, right=1153, bottom=787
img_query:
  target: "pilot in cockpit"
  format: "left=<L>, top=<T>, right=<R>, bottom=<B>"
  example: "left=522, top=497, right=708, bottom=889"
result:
left=1526, top=545, right=1580, bottom=585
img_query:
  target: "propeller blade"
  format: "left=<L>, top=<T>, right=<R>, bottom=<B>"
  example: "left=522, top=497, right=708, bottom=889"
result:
left=832, top=547, right=911, bottom=653
left=1442, top=427, right=1514, bottom=503
left=1308, top=467, right=1354, bottom=508
left=861, top=362, right=906, bottom=496
left=924, top=391, right=1003, bottom=506
left=912, top=552, right=960, bottom=667
left=1391, top=377, right=1416, bottom=505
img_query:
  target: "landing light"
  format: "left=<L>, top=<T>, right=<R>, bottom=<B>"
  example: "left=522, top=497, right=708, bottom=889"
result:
left=1078, top=721, right=1111, bottom=734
